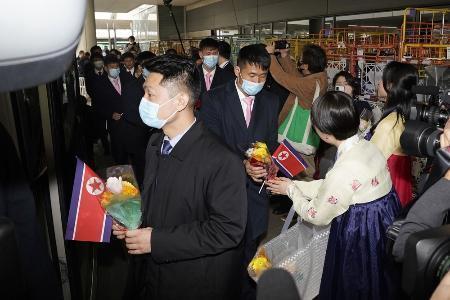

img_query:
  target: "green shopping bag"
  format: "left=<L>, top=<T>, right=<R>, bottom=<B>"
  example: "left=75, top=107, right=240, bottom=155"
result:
left=278, top=81, right=321, bottom=155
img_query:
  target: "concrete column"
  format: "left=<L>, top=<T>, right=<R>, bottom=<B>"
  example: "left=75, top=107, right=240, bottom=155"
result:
left=309, top=18, right=324, bottom=35
left=77, top=0, right=97, bottom=53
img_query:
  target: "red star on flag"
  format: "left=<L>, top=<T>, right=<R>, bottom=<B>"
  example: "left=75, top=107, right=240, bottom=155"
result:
left=89, top=178, right=102, bottom=193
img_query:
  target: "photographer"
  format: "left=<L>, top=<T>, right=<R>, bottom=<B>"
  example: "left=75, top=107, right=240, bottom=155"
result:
left=266, top=43, right=328, bottom=177
left=393, top=119, right=450, bottom=262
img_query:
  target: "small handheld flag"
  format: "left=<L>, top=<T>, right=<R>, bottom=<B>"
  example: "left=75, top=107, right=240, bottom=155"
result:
left=272, top=140, right=308, bottom=178
left=65, top=158, right=112, bottom=243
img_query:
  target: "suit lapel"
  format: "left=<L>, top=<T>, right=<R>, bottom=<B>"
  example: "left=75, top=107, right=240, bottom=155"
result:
left=226, top=82, right=248, bottom=131
left=211, top=67, right=221, bottom=89
left=248, top=92, right=263, bottom=131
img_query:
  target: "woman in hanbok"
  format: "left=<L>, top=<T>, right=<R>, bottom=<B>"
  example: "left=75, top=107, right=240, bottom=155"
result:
left=267, top=91, right=401, bottom=299
left=369, top=61, right=418, bottom=207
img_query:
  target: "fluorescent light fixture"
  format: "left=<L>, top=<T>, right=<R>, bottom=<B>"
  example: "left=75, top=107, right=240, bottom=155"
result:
left=128, top=4, right=153, bottom=15
left=95, top=12, right=112, bottom=19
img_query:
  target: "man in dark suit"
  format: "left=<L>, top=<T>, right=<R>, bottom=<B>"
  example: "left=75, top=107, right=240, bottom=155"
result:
left=93, top=54, right=149, bottom=184
left=197, top=38, right=235, bottom=107
left=218, top=40, right=236, bottom=78
left=121, top=51, right=139, bottom=78
left=199, top=44, right=279, bottom=300
left=112, top=55, right=247, bottom=300
left=84, top=53, right=110, bottom=162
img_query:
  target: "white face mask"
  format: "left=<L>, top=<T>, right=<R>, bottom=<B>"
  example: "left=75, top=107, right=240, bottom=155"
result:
left=138, top=95, right=178, bottom=129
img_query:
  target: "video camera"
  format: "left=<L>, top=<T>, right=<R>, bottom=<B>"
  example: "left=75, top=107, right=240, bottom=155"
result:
left=274, top=40, right=290, bottom=50
left=401, top=225, right=450, bottom=300
left=400, top=86, right=450, bottom=158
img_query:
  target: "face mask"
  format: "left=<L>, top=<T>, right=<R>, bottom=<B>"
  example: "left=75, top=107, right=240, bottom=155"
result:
left=143, top=68, right=150, bottom=79
left=202, top=55, right=218, bottom=69
left=108, top=68, right=120, bottom=79
left=93, top=61, right=104, bottom=69
left=139, top=95, right=178, bottom=129
left=240, top=77, right=265, bottom=96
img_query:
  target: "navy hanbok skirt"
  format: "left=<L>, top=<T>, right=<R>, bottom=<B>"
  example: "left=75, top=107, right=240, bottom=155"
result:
left=319, top=189, right=401, bottom=300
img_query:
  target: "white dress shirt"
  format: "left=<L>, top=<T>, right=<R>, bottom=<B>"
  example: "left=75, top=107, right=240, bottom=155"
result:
left=219, top=61, right=230, bottom=69
left=161, top=118, right=197, bottom=154
left=203, top=66, right=216, bottom=83
left=234, top=80, right=255, bottom=117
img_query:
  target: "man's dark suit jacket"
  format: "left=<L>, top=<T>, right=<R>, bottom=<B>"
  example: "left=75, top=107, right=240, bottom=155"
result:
left=199, top=80, right=279, bottom=239
left=125, top=121, right=247, bottom=300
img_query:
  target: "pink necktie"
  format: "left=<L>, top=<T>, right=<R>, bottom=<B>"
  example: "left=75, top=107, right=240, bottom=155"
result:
left=113, top=78, right=121, bottom=95
left=243, top=96, right=254, bottom=127
left=205, top=73, right=212, bottom=91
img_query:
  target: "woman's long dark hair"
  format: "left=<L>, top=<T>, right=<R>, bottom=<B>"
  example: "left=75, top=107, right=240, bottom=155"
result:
left=370, top=61, right=418, bottom=134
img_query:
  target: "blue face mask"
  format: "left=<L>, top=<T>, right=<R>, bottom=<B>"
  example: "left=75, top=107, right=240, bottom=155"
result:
left=202, top=55, right=218, bottom=69
left=108, top=67, right=120, bottom=79
left=143, top=68, right=150, bottom=79
left=139, top=95, right=178, bottom=129
left=241, top=78, right=265, bottom=96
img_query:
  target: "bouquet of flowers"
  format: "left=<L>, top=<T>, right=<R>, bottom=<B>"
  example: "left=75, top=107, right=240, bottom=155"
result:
left=99, top=165, right=142, bottom=230
left=246, top=142, right=279, bottom=193
left=248, top=248, right=273, bottom=279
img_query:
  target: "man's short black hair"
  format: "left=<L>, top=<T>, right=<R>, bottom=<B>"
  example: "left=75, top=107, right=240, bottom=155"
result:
left=104, top=54, right=120, bottom=66
left=90, top=45, right=102, bottom=54
left=128, top=35, right=135, bottom=41
left=302, top=44, right=327, bottom=73
left=218, top=41, right=231, bottom=60
left=122, top=52, right=135, bottom=60
left=90, top=53, right=104, bottom=61
left=165, top=48, right=178, bottom=55
left=143, top=55, right=201, bottom=107
left=237, top=44, right=270, bottom=71
left=136, top=51, right=156, bottom=64
left=199, top=38, right=219, bottom=51
left=311, top=91, right=359, bottom=140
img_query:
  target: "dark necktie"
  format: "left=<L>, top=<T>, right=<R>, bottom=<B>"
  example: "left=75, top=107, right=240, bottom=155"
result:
left=161, top=140, right=173, bottom=155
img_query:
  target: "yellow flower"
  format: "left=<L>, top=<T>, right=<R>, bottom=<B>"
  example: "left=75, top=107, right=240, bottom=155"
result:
left=121, top=181, right=138, bottom=197
left=248, top=248, right=272, bottom=278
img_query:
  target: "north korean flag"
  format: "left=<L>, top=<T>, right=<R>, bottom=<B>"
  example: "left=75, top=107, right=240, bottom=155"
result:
left=272, top=140, right=308, bottom=178
left=65, top=158, right=112, bottom=243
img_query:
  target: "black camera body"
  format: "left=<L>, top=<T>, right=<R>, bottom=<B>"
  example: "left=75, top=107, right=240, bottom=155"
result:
left=274, top=40, right=290, bottom=50
left=402, top=225, right=450, bottom=300
left=401, top=86, right=450, bottom=158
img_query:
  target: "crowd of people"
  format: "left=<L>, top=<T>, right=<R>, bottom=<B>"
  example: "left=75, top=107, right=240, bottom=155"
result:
left=76, top=35, right=450, bottom=300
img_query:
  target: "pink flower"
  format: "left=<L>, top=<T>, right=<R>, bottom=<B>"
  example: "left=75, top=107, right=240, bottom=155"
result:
left=307, top=207, right=317, bottom=218
left=327, top=196, right=338, bottom=204
left=351, top=180, right=361, bottom=191
left=371, top=177, right=379, bottom=187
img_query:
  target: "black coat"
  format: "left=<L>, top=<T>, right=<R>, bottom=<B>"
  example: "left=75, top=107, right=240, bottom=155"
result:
left=127, top=121, right=247, bottom=300
left=93, top=71, right=149, bottom=152
left=199, top=80, right=279, bottom=239
left=221, top=61, right=236, bottom=79
left=198, top=65, right=235, bottom=99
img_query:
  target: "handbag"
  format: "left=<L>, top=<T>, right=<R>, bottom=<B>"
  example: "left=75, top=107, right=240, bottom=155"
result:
left=278, top=81, right=321, bottom=155
left=249, top=207, right=330, bottom=300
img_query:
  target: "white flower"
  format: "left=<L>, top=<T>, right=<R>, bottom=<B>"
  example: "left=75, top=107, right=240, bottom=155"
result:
left=106, top=176, right=123, bottom=194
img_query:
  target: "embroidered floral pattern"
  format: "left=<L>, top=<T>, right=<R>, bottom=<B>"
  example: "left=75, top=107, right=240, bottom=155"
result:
left=307, top=207, right=317, bottom=218
left=327, top=196, right=338, bottom=204
left=371, top=177, right=379, bottom=187
left=351, top=180, right=361, bottom=191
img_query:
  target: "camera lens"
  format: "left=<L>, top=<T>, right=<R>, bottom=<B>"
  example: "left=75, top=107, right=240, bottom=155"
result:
left=400, top=120, right=441, bottom=157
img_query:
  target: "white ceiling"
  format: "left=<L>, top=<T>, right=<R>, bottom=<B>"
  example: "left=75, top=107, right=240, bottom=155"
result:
left=94, top=0, right=200, bottom=13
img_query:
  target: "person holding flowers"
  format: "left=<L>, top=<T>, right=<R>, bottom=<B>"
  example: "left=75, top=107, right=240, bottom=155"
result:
left=266, top=91, right=401, bottom=300
left=112, top=55, right=247, bottom=300
left=199, top=44, right=278, bottom=300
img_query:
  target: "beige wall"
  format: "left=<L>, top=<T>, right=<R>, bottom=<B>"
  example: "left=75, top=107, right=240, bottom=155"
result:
left=77, top=0, right=97, bottom=53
